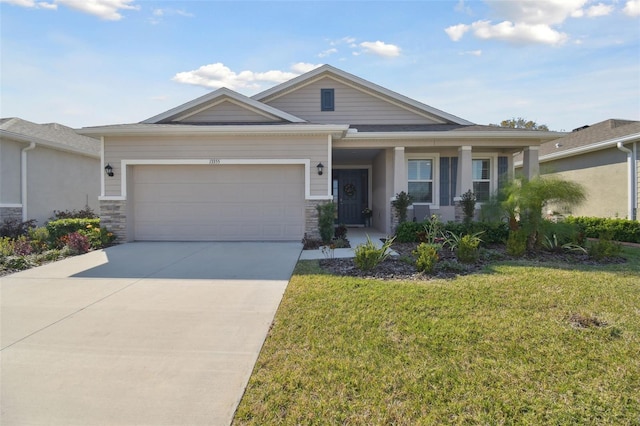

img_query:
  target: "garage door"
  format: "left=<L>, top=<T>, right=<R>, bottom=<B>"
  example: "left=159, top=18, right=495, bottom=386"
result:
left=132, top=165, right=305, bottom=241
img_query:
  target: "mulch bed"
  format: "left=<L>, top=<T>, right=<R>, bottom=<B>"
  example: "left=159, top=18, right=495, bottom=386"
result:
left=318, top=242, right=627, bottom=281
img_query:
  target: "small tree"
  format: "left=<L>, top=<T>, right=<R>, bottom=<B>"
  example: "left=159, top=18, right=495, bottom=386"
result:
left=460, top=190, right=476, bottom=223
left=502, top=176, right=586, bottom=251
left=316, top=202, right=336, bottom=244
left=391, top=191, right=413, bottom=224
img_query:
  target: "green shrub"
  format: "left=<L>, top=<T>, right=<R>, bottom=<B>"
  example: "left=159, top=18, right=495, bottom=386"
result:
left=51, top=206, right=97, bottom=220
left=395, top=221, right=422, bottom=242
left=443, top=221, right=508, bottom=245
left=413, top=243, right=440, bottom=274
left=316, top=202, right=336, bottom=244
left=28, top=227, right=51, bottom=253
left=566, top=216, right=640, bottom=243
left=506, top=230, right=527, bottom=257
left=457, top=234, right=482, bottom=264
left=391, top=191, right=413, bottom=224
left=461, top=190, right=476, bottom=223
left=3, top=255, right=33, bottom=270
left=79, top=224, right=116, bottom=249
left=0, top=237, right=15, bottom=257
left=354, top=235, right=395, bottom=271
left=420, top=214, right=444, bottom=244
left=46, top=218, right=101, bottom=244
left=588, top=233, right=623, bottom=260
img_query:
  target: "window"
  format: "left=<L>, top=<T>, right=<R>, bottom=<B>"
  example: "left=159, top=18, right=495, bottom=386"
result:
left=408, top=159, right=433, bottom=203
left=321, top=88, right=334, bottom=111
left=472, top=159, right=491, bottom=202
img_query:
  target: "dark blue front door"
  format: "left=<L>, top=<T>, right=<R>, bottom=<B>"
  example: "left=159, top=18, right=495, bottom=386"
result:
left=333, top=169, right=368, bottom=225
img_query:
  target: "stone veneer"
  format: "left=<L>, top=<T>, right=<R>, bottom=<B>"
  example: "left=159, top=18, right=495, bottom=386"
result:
left=304, top=200, right=329, bottom=241
left=0, top=207, right=23, bottom=223
left=99, top=200, right=127, bottom=243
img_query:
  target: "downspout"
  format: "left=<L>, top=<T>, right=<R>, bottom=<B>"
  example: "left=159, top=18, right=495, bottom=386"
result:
left=617, top=142, right=636, bottom=220
left=21, top=142, right=36, bottom=221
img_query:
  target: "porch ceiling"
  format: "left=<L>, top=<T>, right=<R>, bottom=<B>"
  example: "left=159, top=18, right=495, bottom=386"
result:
left=332, top=148, right=381, bottom=163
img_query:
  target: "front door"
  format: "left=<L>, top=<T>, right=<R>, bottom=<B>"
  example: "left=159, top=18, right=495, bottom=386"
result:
left=333, top=169, right=368, bottom=225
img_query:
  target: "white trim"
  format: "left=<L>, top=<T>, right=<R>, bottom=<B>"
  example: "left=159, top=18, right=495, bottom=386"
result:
left=107, top=158, right=332, bottom=201
left=0, top=203, right=23, bottom=208
left=100, top=137, right=105, bottom=198
left=406, top=153, right=440, bottom=209
left=471, top=154, right=499, bottom=202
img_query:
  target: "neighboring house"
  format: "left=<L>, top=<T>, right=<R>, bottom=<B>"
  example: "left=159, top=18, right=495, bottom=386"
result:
left=79, top=64, right=561, bottom=242
left=514, top=119, right=640, bottom=220
left=0, top=118, right=101, bottom=225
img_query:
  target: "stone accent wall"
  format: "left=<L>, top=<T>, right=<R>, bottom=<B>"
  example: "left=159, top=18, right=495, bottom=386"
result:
left=99, top=200, right=127, bottom=243
left=0, top=207, right=23, bottom=223
left=304, top=200, right=327, bottom=241
left=390, top=202, right=400, bottom=234
left=454, top=200, right=465, bottom=223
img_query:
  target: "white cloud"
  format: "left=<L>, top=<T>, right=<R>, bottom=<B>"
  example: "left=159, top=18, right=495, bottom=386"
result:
left=460, top=50, right=482, bottom=56
left=586, top=3, right=613, bottom=17
left=55, top=0, right=140, bottom=21
left=149, top=7, right=194, bottom=24
left=487, top=0, right=588, bottom=25
left=623, top=0, right=640, bottom=16
left=359, top=41, right=401, bottom=57
left=318, top=48, right=338, bottom=58
left=172, top=62, right=322, bottom=91
left=471, top=20, right=568, bottom=45
left=0, top=0, right=56, bottom=9
left=445, top=23, right=470, bottom=41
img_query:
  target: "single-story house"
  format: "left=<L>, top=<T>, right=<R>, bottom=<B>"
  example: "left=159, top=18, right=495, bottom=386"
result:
left=0, top=118, right=101, bottom=225
left=515, top=119, right=640, bottom=220
left=79, top=64, right=562, bottom=242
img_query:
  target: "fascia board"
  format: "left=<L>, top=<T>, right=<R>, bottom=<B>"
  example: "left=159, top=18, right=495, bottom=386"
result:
left=514, top=132, right=640, bottom=166
left=253, top=64, right=475, bottom=126
left=343, top=130, right=566, bottom=141
left=78, top=124, right=350, bottom=137
left=0, top=129, right=100, bottom=158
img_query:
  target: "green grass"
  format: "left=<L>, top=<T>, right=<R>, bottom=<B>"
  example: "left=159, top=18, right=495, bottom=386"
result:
left=234, top=248, right=640, bottom=425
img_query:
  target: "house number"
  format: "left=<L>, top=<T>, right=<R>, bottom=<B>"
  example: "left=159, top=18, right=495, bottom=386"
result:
left=209, top=159, right=221, bottom=164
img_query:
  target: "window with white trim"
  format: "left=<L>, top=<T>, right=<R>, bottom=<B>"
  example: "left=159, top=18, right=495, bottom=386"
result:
left=408, top=159, right=433, bottom=203
left=472, top=159, right=491, bottom=202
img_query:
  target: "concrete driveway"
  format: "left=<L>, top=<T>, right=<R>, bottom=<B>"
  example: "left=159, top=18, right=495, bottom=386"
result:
left=1, top=241, right=302, bottom=425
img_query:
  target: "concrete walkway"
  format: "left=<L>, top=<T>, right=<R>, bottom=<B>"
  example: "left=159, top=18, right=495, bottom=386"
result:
left=300, top=227, right=394, bottom=260
left=0, top=242, right=301, bottom=425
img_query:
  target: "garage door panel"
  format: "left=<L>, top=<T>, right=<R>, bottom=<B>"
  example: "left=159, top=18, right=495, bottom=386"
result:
left=133, top=165, right=305, bottom=241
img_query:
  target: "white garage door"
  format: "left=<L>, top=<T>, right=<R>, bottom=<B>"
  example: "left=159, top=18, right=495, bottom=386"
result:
left=133, top=165, right=305, bottom=241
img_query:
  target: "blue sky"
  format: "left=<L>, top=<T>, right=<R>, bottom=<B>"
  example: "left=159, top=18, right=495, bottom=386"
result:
left=1, top=0, right=639, bottom=131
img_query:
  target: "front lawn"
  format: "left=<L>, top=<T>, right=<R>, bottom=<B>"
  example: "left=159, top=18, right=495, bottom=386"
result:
left=234, top=248, right=640, bottom=425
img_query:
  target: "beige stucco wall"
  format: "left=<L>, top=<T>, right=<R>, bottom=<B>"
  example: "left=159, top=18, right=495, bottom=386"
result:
left=538, top=149, right=628, bottom=218
left=0, top=138, right=23, bottom=204
left=27, top=146, right=100, bottom=224
left=103, top=134, right=331, bottom=198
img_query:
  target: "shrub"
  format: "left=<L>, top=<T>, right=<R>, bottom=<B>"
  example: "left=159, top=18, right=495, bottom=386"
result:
left=316, top=202, right=336, bottom=244
left=565, top=216, right=640, bottom=243
left=391, top=191, right=413, bottom=224
left=395, top=221, right=422, bottom=242
left=457, top=234, right=481, bottom=264
left=51, top=206, right=97, bottom=220
left=443, top=221, right=508, bottom=245
left=0, top=218, right=37, bottom=239
left=588, top=233, right=623, bottom=260
left=63, top=232, right=90, bottom=255
left=0, top=237, right=15, bottom=257
left=3, top=255, right=33, bottom=270
left=334, top=223, right=348, bottom=240
left=506, top=230, right=527, bottom=257
left=354, top=235, right=395, bottom=271
left=79, top=224, right=116, bottom=249
left=421, top=214, right=444, bottom=244
left=413, top=243, right=439, bottom=274
left=46, top=218, right=101, bottom=244
left=13, top=236, right=33, bottom=256
left=28, top=227, right=51, bottom=253
left=461, top=190, right=476, bottom=223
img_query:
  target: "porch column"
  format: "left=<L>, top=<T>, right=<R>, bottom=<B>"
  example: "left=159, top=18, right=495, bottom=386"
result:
left=522, top=146, right=540, bottom=179
left=393, top=147, right=407, bottom=195
left=455, top=145, right=473, bottom=197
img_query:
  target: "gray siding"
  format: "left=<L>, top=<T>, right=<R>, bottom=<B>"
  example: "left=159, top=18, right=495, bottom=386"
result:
left=0, top=139, right=23, bottom=204
left=104, top=135, right=330, bottom=197
left=185, top=100, right=277, bottom=123
left=265, top=77, right=441, bottom=125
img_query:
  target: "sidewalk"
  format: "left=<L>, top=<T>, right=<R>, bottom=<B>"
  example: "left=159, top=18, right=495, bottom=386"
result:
left=300, top=227, right=395, bottom=260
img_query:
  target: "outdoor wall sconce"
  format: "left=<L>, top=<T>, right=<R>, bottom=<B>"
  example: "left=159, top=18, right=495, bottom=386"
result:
left=316, top=162, right=324, bottom=176
left=104, top=163, right=114, bottom=177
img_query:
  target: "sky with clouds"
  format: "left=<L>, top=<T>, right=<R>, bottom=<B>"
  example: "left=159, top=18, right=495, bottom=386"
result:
left=1, top=0, right=638, bottom=131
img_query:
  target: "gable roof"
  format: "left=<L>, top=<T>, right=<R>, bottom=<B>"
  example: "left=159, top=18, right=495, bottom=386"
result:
left=252, top=64, right=474, bottom=126
left=0, top=117, right=100, bottom=158
left=515, top=119, right=640, bottom=164
left=141, top=87, right=307, bottom=124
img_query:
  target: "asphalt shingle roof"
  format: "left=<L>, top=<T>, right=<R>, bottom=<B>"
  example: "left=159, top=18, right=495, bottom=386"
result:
left=0, top=117, right=100, bottom=156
